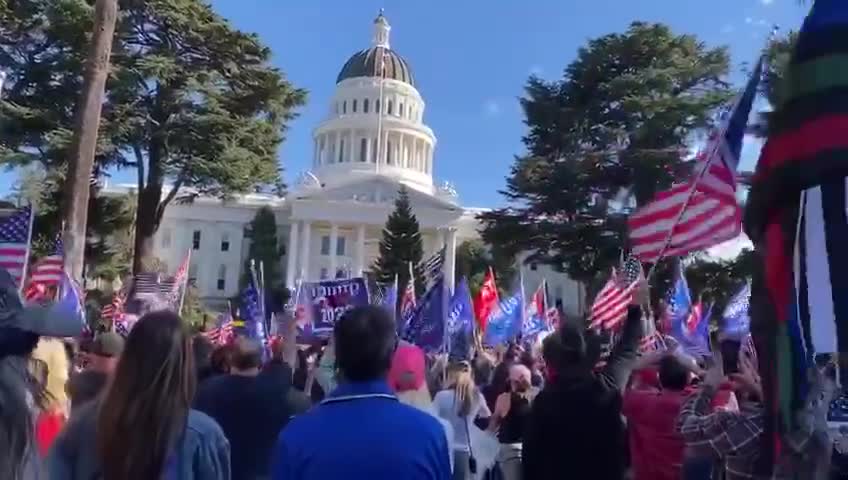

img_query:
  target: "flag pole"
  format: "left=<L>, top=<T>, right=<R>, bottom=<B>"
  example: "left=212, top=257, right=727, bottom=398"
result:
left=19, top=205, right=36, bottom=295
left=177, top=248, right=191, bottom=315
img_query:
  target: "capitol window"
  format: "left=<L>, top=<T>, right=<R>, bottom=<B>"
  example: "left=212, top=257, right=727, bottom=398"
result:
left=342, top=101, right=347, bottom=114
left=320, top=235, right=330, bottom=255
left=398, top=102, right=404, bottom=117
left=220, top=233, right=230, bottom=252
left=192, top=230, right=201, bottom=250
left=359, top=138, right=367, bottom=162
left=338, top=139, right=345, bottom=163
left=336, top=237, right=346, bottom=256
left=363, top=99, right=369, bottom=113
left=217, top=265, right=226, bottom=291
left=387, top=100, right=393, bottom=115
left=352, top=99, right=357, bottom=112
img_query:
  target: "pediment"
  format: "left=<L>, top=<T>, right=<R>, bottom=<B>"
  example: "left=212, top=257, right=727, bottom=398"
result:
left=290, top=176, right=459, bottom=211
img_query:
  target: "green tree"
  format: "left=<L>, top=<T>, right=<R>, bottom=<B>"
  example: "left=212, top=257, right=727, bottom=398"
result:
left=750, top=32, right=798, bottom=138
left=242, top=205, right=283, bottom=291
left=454, top=239, right=515, bottom=297
left=479, top=22, right=732, bottom=287
left=685, top=249, right=754, bottom=312
left=0, top=0, right=306, bottom=273
left=373, top=187, right=424, bottom=295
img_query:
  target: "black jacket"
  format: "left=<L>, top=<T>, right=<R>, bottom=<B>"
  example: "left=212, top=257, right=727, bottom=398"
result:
left=522, top=306, right=642, bottom=480
left=193, top=361, right=310, bottom=479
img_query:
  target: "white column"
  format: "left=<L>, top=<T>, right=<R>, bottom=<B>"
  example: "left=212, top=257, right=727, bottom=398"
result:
left=445, top=228, right=457, bottom=293
left=334, top=133, right=341, bottom=164
left=365, top=135, right=372, bottom=164
left=285, top=221, right=299, bottom=288
left=348, top=130, right=355, bottom=163
left=381, top=131, right=389, bottom=165
left=329, top=223, right=339, bottom=278
left=355, top=224, right=366, bottom=277
left=300, top=221, right=312, bottom=280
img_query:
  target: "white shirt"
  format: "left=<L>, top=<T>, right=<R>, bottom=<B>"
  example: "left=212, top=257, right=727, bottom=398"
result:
left=433, top=389, right=491, bottom=452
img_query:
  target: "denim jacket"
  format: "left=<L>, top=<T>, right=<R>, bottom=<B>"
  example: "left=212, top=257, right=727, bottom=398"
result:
left=47, top=402, right=231, bottom=479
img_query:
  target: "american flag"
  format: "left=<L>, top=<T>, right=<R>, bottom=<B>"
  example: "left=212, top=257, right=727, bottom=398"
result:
left=419, top=247, right=445, bottom=289
left=0, top=206, right=33, bottom=288
left=628, top=60, right=762, bottom=263
left=639, top=330, right=668, bottom=353
left=132, top=272, right=161, bottom=296
left=203, top=313, right=234, bottom=345
left=589, top=254, right=643, bottom=330
left=29, top=236, right=63, bottom=285
left=101, top=283, right=129, bottom=323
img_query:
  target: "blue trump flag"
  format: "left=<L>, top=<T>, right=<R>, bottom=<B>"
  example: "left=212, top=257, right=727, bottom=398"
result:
left=484, top=285, right=524, bottom=347
left=404, top=276, right=448, bottom=353
left=672, top=301, right=712, bottom=359
left=54, top=271, right=86, bottom=331
left=720, top=282, right=750, bottom=340
left=240, top=278, right=266, bottom=341
left=447, top=278, right=475, bottom=359
left=298, top=277, right=370, bottom=338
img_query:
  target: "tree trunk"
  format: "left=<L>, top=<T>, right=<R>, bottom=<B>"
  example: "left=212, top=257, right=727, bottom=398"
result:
left=62, top=0, right=119, bottom=283
left=132, top=183, right=162, bottom=274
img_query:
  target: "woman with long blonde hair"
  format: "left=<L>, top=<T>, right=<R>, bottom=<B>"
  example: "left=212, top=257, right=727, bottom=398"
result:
left=48, top=311, right=231, bottom=479
left=433, top=361, right=492, bottom=479
left=30, top=337, right=69, bottom=456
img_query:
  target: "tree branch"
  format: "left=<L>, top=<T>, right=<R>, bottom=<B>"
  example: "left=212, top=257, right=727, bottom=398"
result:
left=155, top=170, right=186, bottom=225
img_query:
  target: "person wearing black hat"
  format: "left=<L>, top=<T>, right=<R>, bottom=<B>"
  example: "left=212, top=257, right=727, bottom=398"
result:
left=522, top=280, right=647, bottom=480
left=0, top=268, right=85, bottom=479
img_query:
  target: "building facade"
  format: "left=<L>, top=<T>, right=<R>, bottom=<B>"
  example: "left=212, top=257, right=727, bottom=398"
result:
left=106, top=13, right=586, bottom=317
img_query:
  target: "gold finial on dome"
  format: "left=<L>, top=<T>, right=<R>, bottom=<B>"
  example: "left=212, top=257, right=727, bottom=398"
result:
left=373, top=9, right=391, bottom=48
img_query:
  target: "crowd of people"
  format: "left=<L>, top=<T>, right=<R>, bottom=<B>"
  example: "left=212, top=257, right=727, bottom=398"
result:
left=0, top=277, right=841, bottom=479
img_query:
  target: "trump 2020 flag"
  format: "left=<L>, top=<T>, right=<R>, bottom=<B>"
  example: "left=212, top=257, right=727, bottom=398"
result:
left=447, top=278, right=475, bottom=359
left=53, top=271, right=86, bottom=331
left=720, top=282, right=750, bottom=341
left=404, top=276, right=448, bottom=353
left=484, top=286, right=524, bottom=347
left=522, top=282, right=548, bottom=338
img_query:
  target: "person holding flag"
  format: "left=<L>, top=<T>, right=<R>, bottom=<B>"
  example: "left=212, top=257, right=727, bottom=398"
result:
left=523, top=279, right=647, bottom=480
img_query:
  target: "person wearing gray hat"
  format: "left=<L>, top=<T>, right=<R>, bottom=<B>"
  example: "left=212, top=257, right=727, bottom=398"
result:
left=0, top=268, right=85, bottom=479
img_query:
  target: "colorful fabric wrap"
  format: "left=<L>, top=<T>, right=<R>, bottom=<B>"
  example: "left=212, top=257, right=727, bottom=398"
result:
left=744, top=0, right=848, bottom=474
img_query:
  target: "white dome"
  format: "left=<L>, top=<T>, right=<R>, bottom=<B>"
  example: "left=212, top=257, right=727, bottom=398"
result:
left=310, top=12, right=437, bottom=193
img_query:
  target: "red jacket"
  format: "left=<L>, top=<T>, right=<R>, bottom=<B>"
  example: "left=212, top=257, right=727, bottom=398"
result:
left=623, top=380, right=735, bottom=480
left=36, top=410, right=66, bottom=457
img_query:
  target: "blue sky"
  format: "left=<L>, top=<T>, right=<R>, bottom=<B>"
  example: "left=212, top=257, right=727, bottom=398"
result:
left=1, top=0, right=810, bottom=207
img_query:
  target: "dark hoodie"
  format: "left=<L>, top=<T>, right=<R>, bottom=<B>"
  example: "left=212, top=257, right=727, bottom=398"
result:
left=522, top=306, right=642, bottom=480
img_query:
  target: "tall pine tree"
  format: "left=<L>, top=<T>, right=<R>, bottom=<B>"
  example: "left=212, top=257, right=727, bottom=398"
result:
left=373, top=187, right=424, bottom=295
left=242, top=206, right=283, bottom=290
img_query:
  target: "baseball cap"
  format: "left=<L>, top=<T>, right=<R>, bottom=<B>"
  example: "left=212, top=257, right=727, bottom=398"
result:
left=91, top=332, right=125, bottom=358
left=388, top=344, right=426, bottom=392
left=0, top=269, right=84, bottom=338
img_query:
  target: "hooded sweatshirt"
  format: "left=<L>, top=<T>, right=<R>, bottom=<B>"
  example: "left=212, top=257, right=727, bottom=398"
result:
left=522, top=306, right=642, bottom=480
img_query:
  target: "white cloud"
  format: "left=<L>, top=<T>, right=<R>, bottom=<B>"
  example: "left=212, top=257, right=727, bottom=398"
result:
left=484, top=99, right=501, bottom=117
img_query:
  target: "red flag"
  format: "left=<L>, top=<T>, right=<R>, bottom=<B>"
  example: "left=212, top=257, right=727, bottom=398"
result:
left=473, top=268, right=499, bottom=333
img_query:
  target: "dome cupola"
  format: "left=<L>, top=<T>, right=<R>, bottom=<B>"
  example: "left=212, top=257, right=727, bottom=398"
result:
left=336, top=11, right=414, bottom=86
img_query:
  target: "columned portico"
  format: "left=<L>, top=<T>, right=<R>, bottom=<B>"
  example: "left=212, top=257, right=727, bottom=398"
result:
left=286, top=221, right=299, bottom=288
left=329, top=223, right=339, bottom=277
left=355, top=225, right=366, bottom=277
left=300, top=221, right=312, bottom=280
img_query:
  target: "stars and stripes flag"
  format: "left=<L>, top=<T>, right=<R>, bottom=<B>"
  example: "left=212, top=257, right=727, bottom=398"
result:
left=102, top=282, right=130, bottom=324
left=628, top=59, right=762, bottom=263
left=132, top=271, right=161, bottom=296
left=0, top=206, right=34, bottom=289
left=639, top=330, right=668, bottom=353
left=161, top=250, right=191, bottom=307
left=203, top=312, right=235, bottom=345
left=589, top=254, right=643, bottom=330
left=29, top=236, right=63, bottom=285
left=720, top=282, right=751, bottom=340
left=419, top=246, right=445, bottom=289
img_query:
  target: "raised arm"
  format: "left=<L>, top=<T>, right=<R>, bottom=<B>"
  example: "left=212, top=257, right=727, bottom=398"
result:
left=598, top=302, right=643, bottom=392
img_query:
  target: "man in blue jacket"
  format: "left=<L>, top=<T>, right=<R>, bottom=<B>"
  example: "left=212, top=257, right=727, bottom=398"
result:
left=271, top=305, right=452, bottom=480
